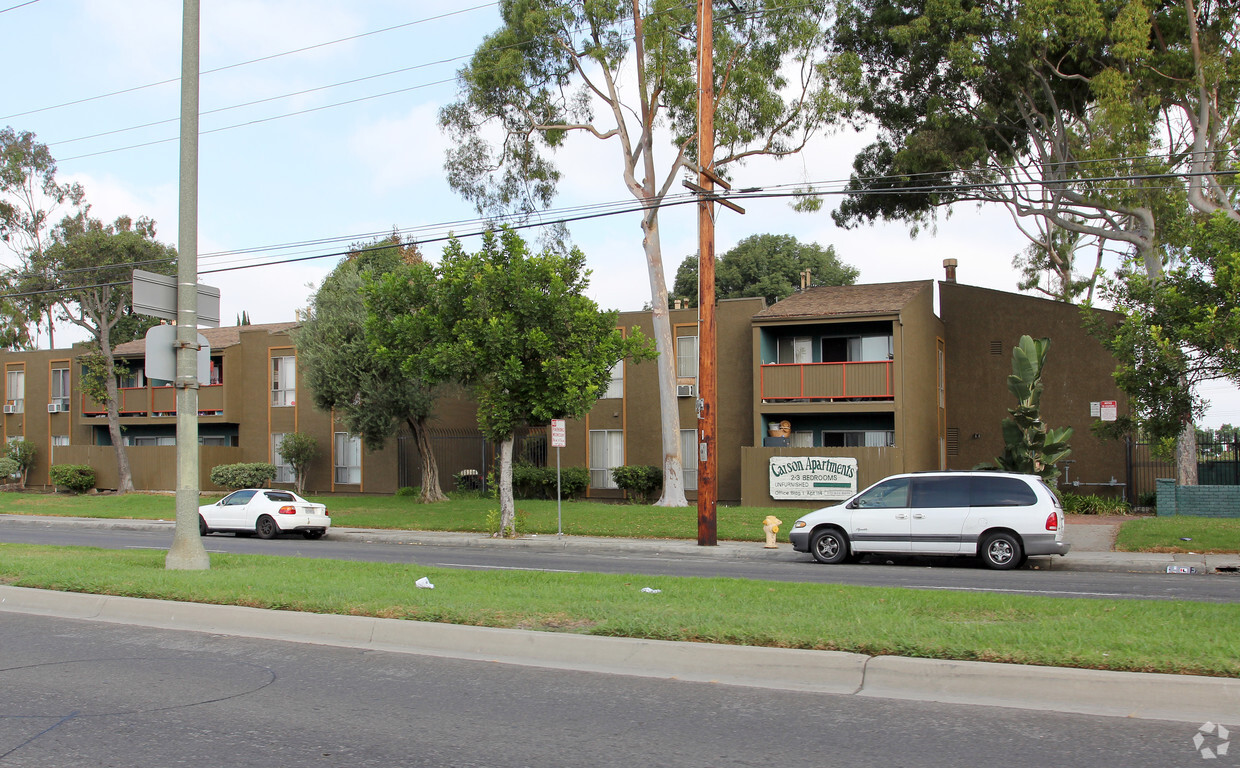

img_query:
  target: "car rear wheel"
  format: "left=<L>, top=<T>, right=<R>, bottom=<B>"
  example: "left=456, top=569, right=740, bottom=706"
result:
left=981, top=532, right=1023, bottom=570
left=810, top=529, right=849, bottom=564
left=302, top=530, right=325, bottom=540
left=255, top=515, right=280, bottom=540
left=198, top=515, right=209, bottom=536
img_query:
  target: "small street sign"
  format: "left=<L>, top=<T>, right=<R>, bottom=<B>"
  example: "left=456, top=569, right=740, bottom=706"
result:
left=551, top=419, right=567, bottom=448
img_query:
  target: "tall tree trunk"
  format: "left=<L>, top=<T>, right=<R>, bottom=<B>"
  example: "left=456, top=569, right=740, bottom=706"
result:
left=640, top=212, right=688, bottom=507
left=101, top=347, right=134, bottom=494
left=497, top=435, right=515, bottom=535
left=409, top=415, right=448, bottom=503
left=1176, top=419, right=1199, bottom=486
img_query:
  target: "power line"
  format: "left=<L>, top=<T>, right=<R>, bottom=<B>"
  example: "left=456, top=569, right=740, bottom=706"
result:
left=1, top=2, right=499, bottom=121
left=0, top=0, right=41, bottom=14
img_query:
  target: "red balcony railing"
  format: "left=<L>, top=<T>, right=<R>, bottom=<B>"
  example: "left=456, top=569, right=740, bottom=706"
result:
left=760, top=360, right=893, bottom=402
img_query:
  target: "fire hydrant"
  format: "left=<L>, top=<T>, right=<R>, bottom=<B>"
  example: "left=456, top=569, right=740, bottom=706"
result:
left=762, top=515, right=782, bottom=549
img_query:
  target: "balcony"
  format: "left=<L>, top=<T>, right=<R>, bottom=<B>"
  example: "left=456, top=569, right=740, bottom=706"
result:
left=760, top=360, right=893, bottom=402
left=81, top=384, right=225, bottom=417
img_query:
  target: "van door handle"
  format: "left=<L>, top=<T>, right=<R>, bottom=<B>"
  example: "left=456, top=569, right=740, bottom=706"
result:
left=912, top=513, right=925, bottom=519
left=894, top=513, right=907, bottom=519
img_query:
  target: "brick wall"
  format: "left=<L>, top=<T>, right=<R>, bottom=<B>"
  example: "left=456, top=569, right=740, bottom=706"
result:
left=1156, top=478, right=1240, bottom=517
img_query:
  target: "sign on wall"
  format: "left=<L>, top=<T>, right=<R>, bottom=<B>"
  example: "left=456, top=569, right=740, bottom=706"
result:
left=769, top=456, right=858, bottom=501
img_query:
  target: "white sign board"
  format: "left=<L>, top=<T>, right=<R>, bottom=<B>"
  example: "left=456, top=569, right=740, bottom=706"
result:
left=550, top=419, right=566, bottom=448
left=1099, top=400, right=1118, bottom=422
left=1090, top=401, right=1101, bottom=417
left=769, top=456, right=858, bottom=501
left=143, top=324, right=211, bottom=385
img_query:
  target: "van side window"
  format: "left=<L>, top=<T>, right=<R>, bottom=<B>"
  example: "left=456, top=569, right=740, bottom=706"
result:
left=972, top=476, right=1038, bottom=506
left=851, top=478, right=910, bottom=508
left=910, top=476, right=970, bottom=507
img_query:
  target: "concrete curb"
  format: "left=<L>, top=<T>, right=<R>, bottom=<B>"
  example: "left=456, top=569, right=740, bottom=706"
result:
left=1, top=585, right=1237, bottom=724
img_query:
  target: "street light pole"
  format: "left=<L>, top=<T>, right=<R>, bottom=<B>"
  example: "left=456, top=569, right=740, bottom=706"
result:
left=166, top=0, right=209, bottom=570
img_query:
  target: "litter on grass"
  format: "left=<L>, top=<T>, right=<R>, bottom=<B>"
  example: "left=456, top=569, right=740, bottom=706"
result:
left=640, top=587, right=662, bottom=594
left=415, top=577, right=435, bottom=589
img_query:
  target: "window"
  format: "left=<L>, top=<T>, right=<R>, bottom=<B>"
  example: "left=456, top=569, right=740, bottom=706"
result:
left=200, top=436, right=229, bottom=447
left=50, top=368, right=70, bottom=409
left=821, top=334, right=893, bottom=363
left=334, top=432, right=361, bottom=484
left=681, top=429, right=697, bottom=490
left=822, top=430, right=895, bottom=448
left=209, top=358, right=223, bottom=385
left=5, top=369, right=24, bottom=413
left=971, top=476, right=1038, bottom=507
left=676, top=335, right=698, bottom=379
left=602, top=360, right=624, bottom=399
left=271, top=433, right=294, bottom=483
left=589, top=429, right=623, bottom=489
left=792, top=431, right=814, bottom=448
left=116, top=369, right=144, bottom=389
left=850, top=478, right=909, bottom=509
left=51, top=435, right=70, bottom=447
left=129, top=436, right=175, bottom=446
left=271, top=355, right=296, bottom=407
left=910, top=476, right=970, bottom=508
left=776, top=336, right=812, bottom=364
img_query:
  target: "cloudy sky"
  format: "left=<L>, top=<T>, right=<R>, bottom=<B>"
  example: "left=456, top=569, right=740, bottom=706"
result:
left=3, top=0, right=1235, bottom=426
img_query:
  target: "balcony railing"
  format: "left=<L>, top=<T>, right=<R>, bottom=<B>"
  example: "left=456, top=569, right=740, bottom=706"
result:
left=760, top=360, right=893, bottom=402
left=81, top=384, right=225, bottom=417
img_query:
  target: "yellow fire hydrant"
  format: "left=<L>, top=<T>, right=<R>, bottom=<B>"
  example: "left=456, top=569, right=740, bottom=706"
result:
left=762, top=515, right=782, bottom=549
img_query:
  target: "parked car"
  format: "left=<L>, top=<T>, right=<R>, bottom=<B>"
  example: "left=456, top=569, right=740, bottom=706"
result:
left=788, top=471, right=1069, bottom=570
left=199, top=489, right=330, bottom=540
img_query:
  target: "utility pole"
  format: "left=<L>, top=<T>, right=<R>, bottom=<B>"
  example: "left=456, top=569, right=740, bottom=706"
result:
left=695, top=0, right=718, bottom=546
left=166, top=0, right=209, bottom=570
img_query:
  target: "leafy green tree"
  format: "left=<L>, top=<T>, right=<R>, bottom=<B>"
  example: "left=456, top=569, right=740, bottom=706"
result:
left=4, top=439, right=36, bottom=489
left=981, top=336, right=1073, bottom=482
left=277, top=433, right=318, bottom=496
left=34, top=214, right=174, bottom=494
left=367, top=229, right=654, bottom=534
left=294, top=234, right=449, bottom=503
left=441, top=0, right=836, bottom=506
left=0, top=127, right=85, bottom=348
left=672, top=234, right=857, bottom=307
left=1096, top=213, right=1240, bottom=475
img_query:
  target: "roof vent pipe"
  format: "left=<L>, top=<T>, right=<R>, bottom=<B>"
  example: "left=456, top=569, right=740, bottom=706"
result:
left=943, top=258, right=958, bottom=283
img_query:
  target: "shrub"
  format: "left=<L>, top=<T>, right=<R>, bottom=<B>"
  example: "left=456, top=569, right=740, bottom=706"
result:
left=611, top=465, right=663, bottom=503
left=395, top=486, right=418, bottom=497
left=511, top=463, right=588, bottom=499
left=49, top=464, right=96, bottom=493
left=5, top=439, right=36, bottom=488
left=1059, top=492, right=1130, bottom=516
left=0, top=456, right=19, bottom=484
left=559, top=466, right=588, bottom=498
left=210, top=462, right=277, bottom=490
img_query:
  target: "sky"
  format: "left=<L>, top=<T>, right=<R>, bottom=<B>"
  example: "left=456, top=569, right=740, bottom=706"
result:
left=2, top=0, right=1236, bottom=427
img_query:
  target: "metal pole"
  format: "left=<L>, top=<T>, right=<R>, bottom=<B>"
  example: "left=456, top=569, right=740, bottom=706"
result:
left=557, top=446, right=562, bottom=536
left=166, top=0, right=209, bottom=570
left=696, top=0, right=718, bottom=546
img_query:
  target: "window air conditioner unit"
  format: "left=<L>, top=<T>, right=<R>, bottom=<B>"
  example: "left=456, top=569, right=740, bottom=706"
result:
left=48, top=403, right=62, bottom=413
left=676, top=384, right=695, bottom=398
left=2, top=405, right=14, bottom=414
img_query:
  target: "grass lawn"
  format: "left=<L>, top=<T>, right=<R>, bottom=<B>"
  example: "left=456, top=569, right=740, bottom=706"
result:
left=2, top=543, right=1238, bottom=678
left=0, top=491, right=792, bottom=542
left=1116, top=516, right=1240, bottom=553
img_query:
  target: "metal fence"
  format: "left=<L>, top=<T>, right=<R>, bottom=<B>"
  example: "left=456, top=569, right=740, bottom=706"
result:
left=1126, top=431, right=1240, bottom=504
left=396, top=426, right=548, bottom=493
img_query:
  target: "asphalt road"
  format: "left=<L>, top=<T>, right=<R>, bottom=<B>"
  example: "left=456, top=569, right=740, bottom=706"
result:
left=0, top=611, right=1216, bottom=768
left=4, top=522, right=1239, bottom=603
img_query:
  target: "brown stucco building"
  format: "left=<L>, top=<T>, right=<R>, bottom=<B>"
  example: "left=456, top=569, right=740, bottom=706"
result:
left=1, top=270, right=1128, bottom=505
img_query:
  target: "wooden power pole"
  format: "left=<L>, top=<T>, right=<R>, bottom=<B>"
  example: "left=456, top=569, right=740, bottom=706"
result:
left=696, top=0, right=717, bottom=546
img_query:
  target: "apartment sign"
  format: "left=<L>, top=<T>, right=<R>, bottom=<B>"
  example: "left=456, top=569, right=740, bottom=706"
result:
left=769, top=456, right=858, bottom=501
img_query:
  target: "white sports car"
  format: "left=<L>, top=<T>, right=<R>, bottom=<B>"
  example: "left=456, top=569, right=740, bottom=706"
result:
left=199, top=489, right=330, bottom=540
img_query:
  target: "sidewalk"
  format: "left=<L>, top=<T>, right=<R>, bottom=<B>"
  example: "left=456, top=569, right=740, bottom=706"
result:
left=3, top=513, right=1239, bottom=574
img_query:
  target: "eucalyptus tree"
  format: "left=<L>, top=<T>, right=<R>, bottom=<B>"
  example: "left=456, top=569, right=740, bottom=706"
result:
left=294, top=234, right=449, bottom=503
left=671, top=233, right=857, bottom=307
left=0, top=127, right=85, bottom=348
left=34, top=214, right=174, bottom=494
left=366, top=229, right=653, bottom=534
left=440, top=0, right=836, bottom=505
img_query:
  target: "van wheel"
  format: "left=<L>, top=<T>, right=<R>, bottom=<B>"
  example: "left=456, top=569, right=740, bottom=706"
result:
left=811, top=529, right=849, bottom=564
left=981, top=532, right=1023, bottom=570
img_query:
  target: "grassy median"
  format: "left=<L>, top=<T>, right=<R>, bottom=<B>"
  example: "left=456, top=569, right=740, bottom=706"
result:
left=1, top=543, right=1237, bottom=678
left=1115, top=516, right=1240, bottom=553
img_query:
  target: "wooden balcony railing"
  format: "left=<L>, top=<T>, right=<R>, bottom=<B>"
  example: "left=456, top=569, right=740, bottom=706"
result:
left=760, top=360, right=893, bottom=402
left=81, top=384, right=225, bottom=416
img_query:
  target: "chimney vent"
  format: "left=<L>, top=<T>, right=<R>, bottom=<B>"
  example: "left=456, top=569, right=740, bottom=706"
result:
left=943, top=258, right=958, bottom=283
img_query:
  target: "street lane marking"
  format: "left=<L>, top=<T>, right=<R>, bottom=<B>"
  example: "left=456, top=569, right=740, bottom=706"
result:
left=434, top=562, right=581, bottom=573
left=912, top=585, right=1132, bottom=598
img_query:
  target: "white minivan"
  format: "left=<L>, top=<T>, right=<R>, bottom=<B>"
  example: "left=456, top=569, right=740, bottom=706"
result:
left=788, top=471, right=1069, bottom=570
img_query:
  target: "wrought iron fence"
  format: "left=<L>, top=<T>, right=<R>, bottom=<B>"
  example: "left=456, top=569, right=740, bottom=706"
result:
left=396, top=426, right=548, bottom=493
left=1126, top=430, right=1239, bottom=505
